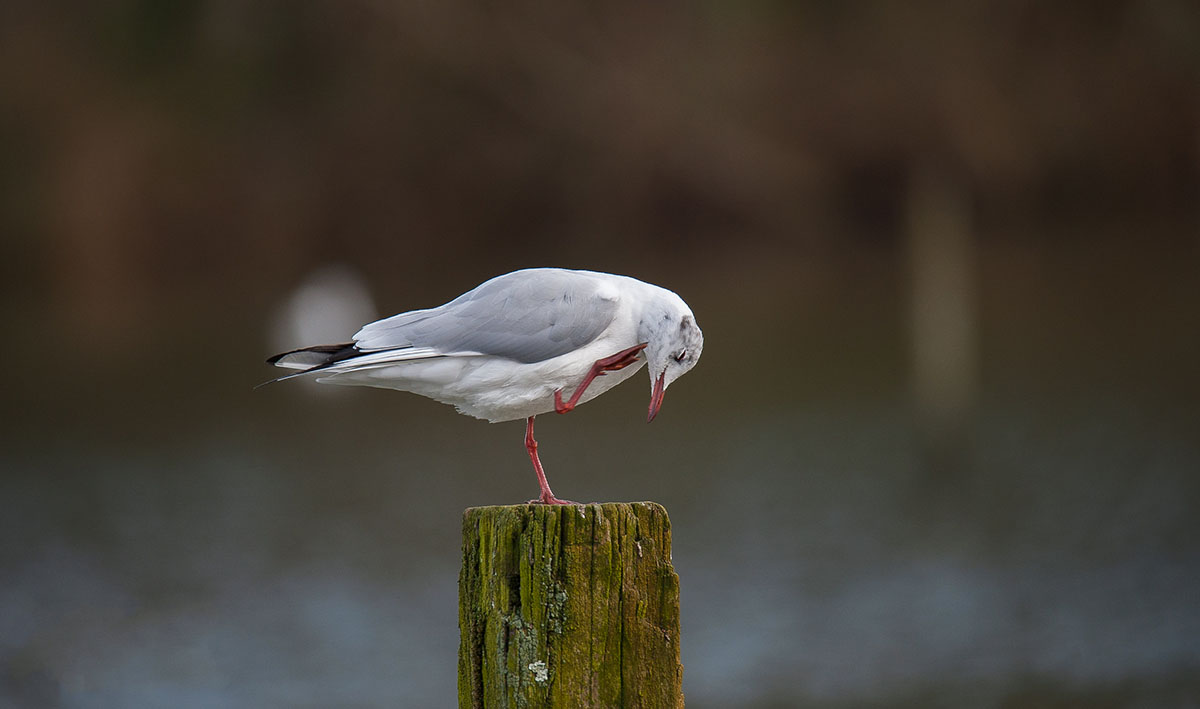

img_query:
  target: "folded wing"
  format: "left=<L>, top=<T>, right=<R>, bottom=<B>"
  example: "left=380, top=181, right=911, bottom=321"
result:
left=352, top=269, right=620, bottom=363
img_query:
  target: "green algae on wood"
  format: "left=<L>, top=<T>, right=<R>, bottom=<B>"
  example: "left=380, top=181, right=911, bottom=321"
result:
left=458, top=502, right=683, bottom=709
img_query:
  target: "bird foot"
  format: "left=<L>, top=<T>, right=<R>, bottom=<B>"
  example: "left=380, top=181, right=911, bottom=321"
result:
left=598, top=344, right=647, bottom=371
left=528, top=494, right=578, bottom=505
left=554, top=343, right=648, bottom=414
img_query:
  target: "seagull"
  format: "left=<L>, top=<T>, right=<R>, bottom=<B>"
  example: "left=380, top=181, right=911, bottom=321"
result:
left=265, top=268, right=704, bottom=504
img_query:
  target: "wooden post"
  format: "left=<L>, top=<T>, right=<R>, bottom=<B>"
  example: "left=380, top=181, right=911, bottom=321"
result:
left=458, top=502, right=683, bottom=708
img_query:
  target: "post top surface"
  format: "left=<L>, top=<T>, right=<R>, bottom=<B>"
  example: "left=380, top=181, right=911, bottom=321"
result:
left=463, top=501, right=668, bottom=515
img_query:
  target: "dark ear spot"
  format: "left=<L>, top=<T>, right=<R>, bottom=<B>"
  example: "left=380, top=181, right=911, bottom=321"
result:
left=680, top=316, right=691, bottom=331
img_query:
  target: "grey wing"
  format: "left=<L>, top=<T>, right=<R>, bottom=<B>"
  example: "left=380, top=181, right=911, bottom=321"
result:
left=352, top=270, right=620, bottom=363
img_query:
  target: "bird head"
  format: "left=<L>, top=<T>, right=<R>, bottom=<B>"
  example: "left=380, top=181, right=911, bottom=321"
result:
left=642, top=306, right=704, bottom=422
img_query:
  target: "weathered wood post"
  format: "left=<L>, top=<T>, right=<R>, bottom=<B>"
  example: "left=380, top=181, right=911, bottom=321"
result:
left=458, top=502, right=683, bottom=708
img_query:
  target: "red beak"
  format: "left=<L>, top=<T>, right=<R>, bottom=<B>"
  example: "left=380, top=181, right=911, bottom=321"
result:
left=647, top=371, right=667, bottom=422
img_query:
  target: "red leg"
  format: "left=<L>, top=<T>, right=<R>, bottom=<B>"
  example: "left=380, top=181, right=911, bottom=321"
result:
left=524, top=416, right=575, bottom=505
left=554, top=343, right=647, bottom=414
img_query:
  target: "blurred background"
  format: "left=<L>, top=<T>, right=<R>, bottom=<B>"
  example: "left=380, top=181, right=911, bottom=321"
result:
left=2, top=1, right=1199, bottom=707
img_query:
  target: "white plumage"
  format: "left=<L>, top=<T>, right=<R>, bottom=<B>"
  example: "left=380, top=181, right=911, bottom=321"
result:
left=267, top=268, right=703, bottom=503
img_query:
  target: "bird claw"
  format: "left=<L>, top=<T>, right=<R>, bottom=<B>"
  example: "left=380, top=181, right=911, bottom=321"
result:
left=601, top=347, right=645, bottom=371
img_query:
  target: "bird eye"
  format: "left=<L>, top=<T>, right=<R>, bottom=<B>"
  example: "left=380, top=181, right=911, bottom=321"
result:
left=673, top=349, right=687, bottom=363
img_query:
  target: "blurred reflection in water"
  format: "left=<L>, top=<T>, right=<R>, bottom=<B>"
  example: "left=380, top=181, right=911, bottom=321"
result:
left=269, top=264, right=377, bottom=356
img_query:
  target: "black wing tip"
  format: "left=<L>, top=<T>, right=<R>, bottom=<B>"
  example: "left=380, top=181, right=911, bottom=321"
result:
left=259, top=343, right=357, bottom=391
left=265, top=342, right=356, bottom=366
